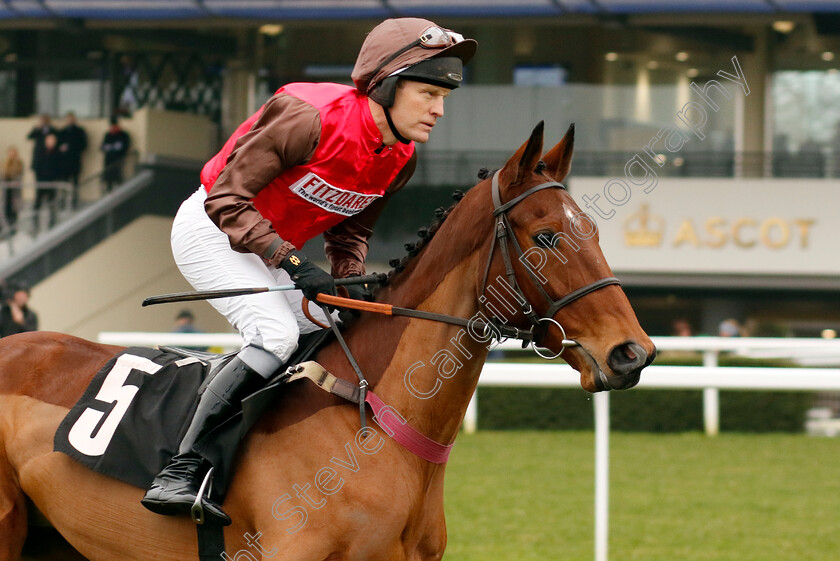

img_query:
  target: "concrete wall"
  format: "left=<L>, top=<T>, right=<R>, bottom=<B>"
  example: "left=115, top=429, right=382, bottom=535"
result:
left=136, top=108, right=216, bottom=163
left=30, top=215, right=233, bottom=342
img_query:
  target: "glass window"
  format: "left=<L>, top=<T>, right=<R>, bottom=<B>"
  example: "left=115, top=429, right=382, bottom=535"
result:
left=771, top=70, right=840, bottom=177
left=513, top=65, right=567, bottom=87
left=36, top=80, right=106, bottom=119
left=772, top=70, right=840, bottom=150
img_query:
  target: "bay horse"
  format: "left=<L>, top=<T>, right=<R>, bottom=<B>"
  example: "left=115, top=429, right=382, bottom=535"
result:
left=0, top=122, right=654, bottom=561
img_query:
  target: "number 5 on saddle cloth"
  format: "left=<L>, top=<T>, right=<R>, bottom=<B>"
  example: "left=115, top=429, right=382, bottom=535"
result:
left=53, top=329, right=331, bottom=504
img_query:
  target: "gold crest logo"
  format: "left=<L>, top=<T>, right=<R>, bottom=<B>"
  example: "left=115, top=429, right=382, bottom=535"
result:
left=624, top=205, right=665, bottom=247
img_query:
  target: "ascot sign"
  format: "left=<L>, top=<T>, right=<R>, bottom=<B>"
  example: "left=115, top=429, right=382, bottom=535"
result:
left=624, top=205, right=816, bottom=251
left=573, top=178, right=834, bottom=276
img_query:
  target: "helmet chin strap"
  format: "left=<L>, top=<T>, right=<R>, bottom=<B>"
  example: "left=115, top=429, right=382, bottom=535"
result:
left=384, top=107, right=412, bottom=145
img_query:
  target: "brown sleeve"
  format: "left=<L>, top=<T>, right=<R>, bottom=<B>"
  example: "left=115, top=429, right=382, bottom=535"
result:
left=204, top=93, right=321, bottom=265
left=324, top=151, right=417, bottom=278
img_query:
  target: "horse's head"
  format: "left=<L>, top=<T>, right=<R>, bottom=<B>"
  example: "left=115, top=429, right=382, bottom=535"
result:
left=478, top=122, right=655, bottom=392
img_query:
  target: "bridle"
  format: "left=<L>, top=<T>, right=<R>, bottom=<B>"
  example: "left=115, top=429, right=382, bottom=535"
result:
left=478, top=170, right=621, bottom=359
left=307, top=169, right=621, bottom=360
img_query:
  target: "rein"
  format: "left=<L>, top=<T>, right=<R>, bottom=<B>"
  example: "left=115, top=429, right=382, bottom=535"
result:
left=312, top=294, right=572, bottom=347
left=301, top=170, right=621, bottom=463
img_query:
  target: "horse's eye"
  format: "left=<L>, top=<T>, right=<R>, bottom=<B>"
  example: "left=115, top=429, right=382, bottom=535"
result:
left=532, top=231, right=555, bottom=248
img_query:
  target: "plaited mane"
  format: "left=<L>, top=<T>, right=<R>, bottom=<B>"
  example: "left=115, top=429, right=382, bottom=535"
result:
left=381, top=190, right=464, bottom=281
left=375, top=165, right=516, bottom=293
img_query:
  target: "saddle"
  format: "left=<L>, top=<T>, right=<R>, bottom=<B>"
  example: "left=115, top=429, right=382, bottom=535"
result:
left=54, top=329, right=333, bottom=503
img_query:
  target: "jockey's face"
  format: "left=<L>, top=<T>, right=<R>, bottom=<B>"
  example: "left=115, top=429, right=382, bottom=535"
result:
left=388, top=79, right=451, bottom=144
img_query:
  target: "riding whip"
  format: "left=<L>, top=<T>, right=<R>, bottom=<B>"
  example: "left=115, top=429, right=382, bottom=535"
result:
left=141, top=274, right=384, bottom=306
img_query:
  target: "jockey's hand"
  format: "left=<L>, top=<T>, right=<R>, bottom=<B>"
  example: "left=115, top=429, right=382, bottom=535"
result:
left=341, top=274, right=372, bottom=302
left=280, top=252, right=337, bottom=301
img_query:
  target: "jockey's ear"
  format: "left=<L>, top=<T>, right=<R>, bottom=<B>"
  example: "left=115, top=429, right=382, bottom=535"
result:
left=542, top=123, right=575, bottom=183
left=499, top=121, right=544, bottom=189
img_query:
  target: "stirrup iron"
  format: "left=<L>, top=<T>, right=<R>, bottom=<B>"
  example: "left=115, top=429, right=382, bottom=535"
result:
left=190, top=467, right=215, bottom=525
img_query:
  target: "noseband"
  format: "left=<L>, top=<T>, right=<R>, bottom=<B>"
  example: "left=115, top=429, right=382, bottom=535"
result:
left=478, top=171, right=621, bottom=359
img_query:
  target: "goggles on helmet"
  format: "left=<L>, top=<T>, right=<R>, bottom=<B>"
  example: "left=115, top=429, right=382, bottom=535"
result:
left=418, top=27, right=465, bottom=48
left=369, top=26, right=467, bottom=87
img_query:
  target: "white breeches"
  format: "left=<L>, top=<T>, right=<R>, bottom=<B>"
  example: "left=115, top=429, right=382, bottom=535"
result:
left=170, top=187, right=333, bottom=364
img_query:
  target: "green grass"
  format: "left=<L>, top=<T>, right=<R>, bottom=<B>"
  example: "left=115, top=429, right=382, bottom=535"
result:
left=443, top=432, right=840, bottom=561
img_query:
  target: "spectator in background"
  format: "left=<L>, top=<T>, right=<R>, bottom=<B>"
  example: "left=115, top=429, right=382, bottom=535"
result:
left=27, top=114, right=57, bottom=178
left=671, top=318, right=693, bottom=337
left=718, top=318, right=742, bottom=337
left=1, top=146, right=24, bottom=229
left=173, top=309, right=202, bottom=334
left=172, top=309, right=207, bottom=351
left=0, top=283, right=38, bottom=337
left=58, top=112, right=88, bottom=206
left=33, top=133, right=63, bottom=227
left=101, top=115, right=130, bottom=192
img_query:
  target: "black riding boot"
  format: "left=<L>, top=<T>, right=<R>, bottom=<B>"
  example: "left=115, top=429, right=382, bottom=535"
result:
left=141, top=345, right=281, bottom=525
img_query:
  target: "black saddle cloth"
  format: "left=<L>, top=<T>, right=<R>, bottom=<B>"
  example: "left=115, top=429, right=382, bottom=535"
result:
left=54, top=330, right=331, bottom=502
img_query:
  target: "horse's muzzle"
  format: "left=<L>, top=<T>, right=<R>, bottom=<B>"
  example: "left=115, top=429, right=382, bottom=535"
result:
left=598, top=341, right=656, bottom=391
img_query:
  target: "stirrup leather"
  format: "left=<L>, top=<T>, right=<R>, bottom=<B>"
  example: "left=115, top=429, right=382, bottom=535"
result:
left=284, top=361, right=361, bottom=403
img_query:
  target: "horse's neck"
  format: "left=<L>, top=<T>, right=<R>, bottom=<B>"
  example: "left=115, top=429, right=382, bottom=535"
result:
left=315, top=186, right=495, bottom=447
left=354, top=248, right=491, bottom=448
left=346, top=198, right=492, bottom=443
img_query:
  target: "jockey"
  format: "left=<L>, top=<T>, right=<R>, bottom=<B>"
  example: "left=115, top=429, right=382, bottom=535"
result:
left=141, top=18, right=477, bottom=524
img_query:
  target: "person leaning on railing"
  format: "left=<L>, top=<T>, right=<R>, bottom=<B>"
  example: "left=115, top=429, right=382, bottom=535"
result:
left=32, top=133, right=65, bottom=228
left=101, top=115, right=131, bottom=192
left=1, top=146, right=24, bottom=229
left=58, top=111, right=88, bottom=207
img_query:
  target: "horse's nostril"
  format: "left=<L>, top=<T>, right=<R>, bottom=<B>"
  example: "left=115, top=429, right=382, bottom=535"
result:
left=609, top=342, right=646, bottom=375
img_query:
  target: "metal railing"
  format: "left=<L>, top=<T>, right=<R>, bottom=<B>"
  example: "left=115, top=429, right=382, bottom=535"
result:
left=0, top=179, right=74, bottom=236
left=0, top=152, right=141, bottom=260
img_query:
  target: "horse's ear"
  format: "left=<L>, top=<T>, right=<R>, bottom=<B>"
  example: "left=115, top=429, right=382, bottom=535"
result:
left=542, top=123, right=575, bottom=182
left=499, top=121, right=544, bottom=189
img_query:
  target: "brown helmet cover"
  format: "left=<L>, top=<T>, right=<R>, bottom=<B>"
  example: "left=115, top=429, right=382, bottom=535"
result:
left=352, top=17, right=477, bottom=96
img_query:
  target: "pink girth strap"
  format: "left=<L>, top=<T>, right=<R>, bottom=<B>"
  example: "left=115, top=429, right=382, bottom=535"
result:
left=365, top=390, right=453, bottom=464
